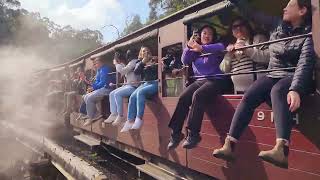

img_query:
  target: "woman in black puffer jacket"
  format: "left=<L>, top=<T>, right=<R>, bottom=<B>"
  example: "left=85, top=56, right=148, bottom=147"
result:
left=213, top=0, right=315, bottom=169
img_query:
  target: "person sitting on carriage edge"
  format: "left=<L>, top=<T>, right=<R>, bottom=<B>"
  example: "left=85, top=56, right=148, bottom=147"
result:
left=213, top=0, right=315, bottom=169
left=82, top=57, right=113, bottom=126
left=61, top=67, right=87, bottom=117
left=220, top=17, right=270, bottom=93
left=120, top=46, right=158, bottom=132
left=167, top=25, right=233, bottom=150
left=104, top=49, right=141, bottom=126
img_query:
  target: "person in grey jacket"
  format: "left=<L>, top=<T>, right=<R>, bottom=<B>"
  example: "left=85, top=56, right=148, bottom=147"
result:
left=213, top=0, right=315, bottom=169
left=104, top=50, right=141, bottom=125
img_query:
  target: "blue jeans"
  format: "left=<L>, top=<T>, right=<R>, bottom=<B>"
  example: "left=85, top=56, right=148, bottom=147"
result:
left=109, top=85, right=136, bottom=116
left=84, top=88, right=111, bottom=119
left=79, top=101, right=87, bottom=115
left=127, top=82, right=158, bottom=121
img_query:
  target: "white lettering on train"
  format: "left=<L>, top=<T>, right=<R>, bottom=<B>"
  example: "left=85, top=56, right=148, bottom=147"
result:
left=293, top=114, right=299, bottom=125
left=257, top=111, right=265, bottom=121
left=269, top=111, right=299, bottom=125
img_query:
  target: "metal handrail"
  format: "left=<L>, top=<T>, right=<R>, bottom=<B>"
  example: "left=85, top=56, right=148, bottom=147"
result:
left=164, top=77, right=184, bottom=80
left=107, top=63, right=158, bottom=76
left=145, top=63, right=159, bottom=67
left=109, top=33, right=311, bottom=85
left=108, top=72, right=117, bottom=75
left=190, top=67, right=296, bottom=79
left=200, top=32, right=312, bottom=57
left=109, top=79, right=159, bottom=87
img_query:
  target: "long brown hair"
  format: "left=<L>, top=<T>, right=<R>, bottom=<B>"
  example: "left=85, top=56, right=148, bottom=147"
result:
left=138, top=46, right=152, bottom=60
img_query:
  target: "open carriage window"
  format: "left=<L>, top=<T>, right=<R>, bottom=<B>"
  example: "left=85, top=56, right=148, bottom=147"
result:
left=161, top=43, right=183, bottom=97
left=186, top=13, right=233, bottom=94
left=184, top=3, right=282, bottom=95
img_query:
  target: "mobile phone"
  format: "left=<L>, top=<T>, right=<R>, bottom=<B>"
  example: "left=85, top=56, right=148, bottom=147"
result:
left=192, top=29, right=200, bottom=43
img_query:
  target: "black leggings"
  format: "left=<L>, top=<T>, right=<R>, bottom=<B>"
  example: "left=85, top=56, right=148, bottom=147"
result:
left=229, top=76, right=296, bottom=141
left=168, top=79, right=230, bottom=135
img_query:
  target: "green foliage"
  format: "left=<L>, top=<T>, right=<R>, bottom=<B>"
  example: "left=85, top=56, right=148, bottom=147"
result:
left=121, top=14, right=144, bottom=37
left=148, top=0, right=202, bottom=17
left=122, top=0, right=202, bottom=36
left=0, top=0, right=103, bottom=64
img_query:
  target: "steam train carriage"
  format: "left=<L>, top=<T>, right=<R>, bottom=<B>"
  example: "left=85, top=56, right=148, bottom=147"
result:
left=44, top=0, right=320, bottom=179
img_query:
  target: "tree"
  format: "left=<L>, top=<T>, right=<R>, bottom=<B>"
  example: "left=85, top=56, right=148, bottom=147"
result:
left=0, top=0, right=21, bottom=44
left=0, top=0, right=104, bottom=64
left=147, top=1, right=158, bottom=24
left=148, top=0, right=202, bottom=19
left=121, top=14, right=144, bottom=36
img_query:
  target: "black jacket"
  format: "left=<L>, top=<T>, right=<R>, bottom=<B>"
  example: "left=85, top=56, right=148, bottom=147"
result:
left=267, top=23, right=316, bottom=95
left=134, top=60, right=158, bottom=81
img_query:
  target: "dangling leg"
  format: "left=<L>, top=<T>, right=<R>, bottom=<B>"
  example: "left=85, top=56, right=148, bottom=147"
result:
left=258, top=77, right=294, bottom=168
left=182, top=79, right=225, bottom=149
left=213, top=76, right=276, bottom=161
left=119, top=86, right=140, bottom=129
left=112, top=85, right=136, bottom=128
left=131, top=82, right=158, bottom=129
left=105, top=88, right=121, bottom=123
left=167, top=81, right=205, bottom=150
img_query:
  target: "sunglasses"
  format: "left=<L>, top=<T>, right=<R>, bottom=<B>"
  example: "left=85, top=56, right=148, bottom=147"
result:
left=232, top=23, right=245, bottom=30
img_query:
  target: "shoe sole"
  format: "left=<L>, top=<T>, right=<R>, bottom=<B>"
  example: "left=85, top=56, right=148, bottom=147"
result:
left=131, top=127, right=142, bottom=130
left=120, top=129, right=130, bottom=133
left=182, top=136, right=202, bottom=149
left=83, top=122, right=93, bottom=126
left=104, top=120, right=114, bottom=123
left=104, top=116, right=117, bottom=123
left=112, top=122, right=121, bottom=126
left=167, top=134, right=185, bottom=150
left=258, top=155, right=288, bottom=169
left=212, top=152, right=235, bottom=162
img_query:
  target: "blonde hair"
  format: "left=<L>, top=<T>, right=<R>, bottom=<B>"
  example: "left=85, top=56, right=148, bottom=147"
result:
left=138, top=46, right=152, bottom=60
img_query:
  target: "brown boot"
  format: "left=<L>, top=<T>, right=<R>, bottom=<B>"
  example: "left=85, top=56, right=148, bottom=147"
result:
left=212, top=136, right=236, bottom=162
left=258, top=139, right=289, bottom=169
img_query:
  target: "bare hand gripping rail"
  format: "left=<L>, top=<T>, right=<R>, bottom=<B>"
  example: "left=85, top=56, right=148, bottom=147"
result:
left=200, top=32, right=312, bottom=57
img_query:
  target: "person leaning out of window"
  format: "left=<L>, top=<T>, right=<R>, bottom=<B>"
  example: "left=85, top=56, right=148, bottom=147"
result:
left=120, top=46, right=159, bottom=132
left=167, top=25, right=233, bottom=150
left=104, top=49, right=142, bottom=126
left=220, top=17, right=270, bottom=94
left=213, top=0, right=316, bottom=169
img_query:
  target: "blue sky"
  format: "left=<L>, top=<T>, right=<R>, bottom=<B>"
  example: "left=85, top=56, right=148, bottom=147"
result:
left=19, top=0, right=150, bottom=43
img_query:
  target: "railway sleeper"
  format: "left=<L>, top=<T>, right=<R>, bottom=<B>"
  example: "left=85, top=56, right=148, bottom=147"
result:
left=74, top=132, right=186, bottom=180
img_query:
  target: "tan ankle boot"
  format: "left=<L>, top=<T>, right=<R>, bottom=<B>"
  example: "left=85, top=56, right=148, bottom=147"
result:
left=212, top=136, right=236, bottom=162
left=258, top=139, right=289, bottom=169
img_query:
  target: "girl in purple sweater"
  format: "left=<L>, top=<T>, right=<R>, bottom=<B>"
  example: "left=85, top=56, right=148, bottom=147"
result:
left=167, top=25, right=232, bottom=150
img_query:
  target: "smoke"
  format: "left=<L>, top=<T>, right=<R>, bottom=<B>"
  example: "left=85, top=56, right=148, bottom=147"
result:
left=0, top=46, right=50, bottom=121
left=0, top=46, right=65, bottom=177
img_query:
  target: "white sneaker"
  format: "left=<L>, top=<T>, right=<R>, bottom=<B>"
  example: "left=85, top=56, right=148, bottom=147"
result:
left=120, top=121, right=134, bottom=132
left=112, top=116, right=125, bottom=126
left=83, top=119, right=93, bottom=126
left=131, top=117, right=143, bottom=130
left=104, top=114, right=117, bottom=123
